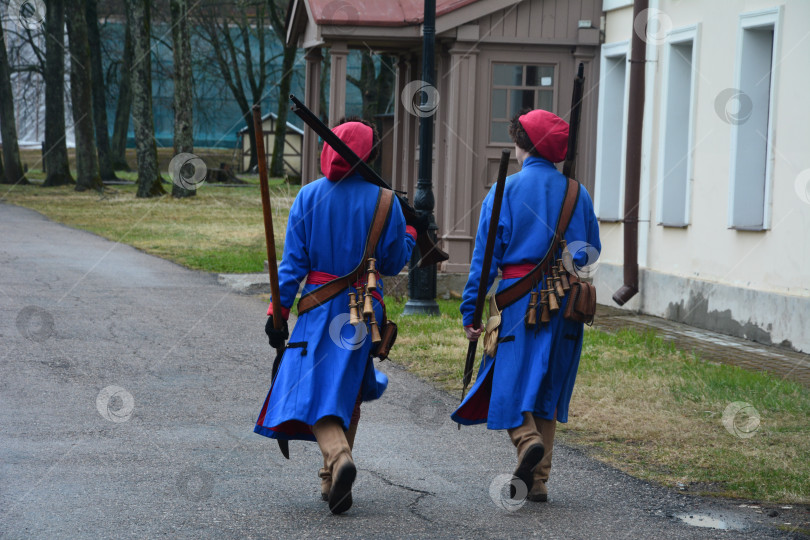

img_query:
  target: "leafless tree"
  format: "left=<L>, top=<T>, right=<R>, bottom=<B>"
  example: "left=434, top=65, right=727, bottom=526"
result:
left=127, top=0, right=166, bottom=197
left=85, top=0, right=117, bottom=180
left=42, top=0, right=74, bottom=186
left=0, top=14, right=30, bottom=185
left=195, top=0, right=273, bottom=171
left=170, top=0, right=195, bottom=198
left=267, top=0, right=295, bottom=178
left=65, top=0, right=102, bottom=191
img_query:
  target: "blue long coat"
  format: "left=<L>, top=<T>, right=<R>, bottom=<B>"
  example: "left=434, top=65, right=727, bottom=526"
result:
left=255, top=174, right=415, bottom=441
left=451, top=156, right=601, bottom=430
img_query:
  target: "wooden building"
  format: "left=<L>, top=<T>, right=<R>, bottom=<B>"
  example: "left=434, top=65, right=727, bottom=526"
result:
left=238, top=112, right=304, bottom=177
left=286, top=0, right=604, bottom=271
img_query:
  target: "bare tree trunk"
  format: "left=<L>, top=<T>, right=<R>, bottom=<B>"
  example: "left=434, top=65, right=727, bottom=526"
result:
left=170, top=0, right=195, bottom=198
left=0, top=22, right=29, bottom=185
left=269, top=44, right=295, bottom=178
left=268, top=0, right=295, bottom=178
left=66, top=0, right=102, bottom=191
left=127, top=0, right=165, bottom=198
left=110, top=20, right=133, bottom=171
left=85, top=0, right=117, bottom=180
left=43, top=0, right=74, bottom=186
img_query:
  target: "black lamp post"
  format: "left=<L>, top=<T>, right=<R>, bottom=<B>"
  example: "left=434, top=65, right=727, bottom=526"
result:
left=403, top=0, right=440, bottom=316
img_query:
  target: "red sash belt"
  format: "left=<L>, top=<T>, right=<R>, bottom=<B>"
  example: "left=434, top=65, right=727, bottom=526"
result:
left=501, top=263, right=537, bottom=280
left=267, top=270, right=384, bottom=318
left=307, top=270, right=383, bottom=303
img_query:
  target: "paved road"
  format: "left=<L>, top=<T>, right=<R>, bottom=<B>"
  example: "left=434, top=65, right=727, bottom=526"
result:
left=0, top=204, right=801, bottom=539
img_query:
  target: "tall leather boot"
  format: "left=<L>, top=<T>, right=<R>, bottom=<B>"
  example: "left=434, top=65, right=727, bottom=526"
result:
left=506, top=412, right=545, bottom=498
left=527, top=417, right=556, bottom=502
left=312, top=416, right=356, bottom=514
left=320, top=421, right=358, bottom=501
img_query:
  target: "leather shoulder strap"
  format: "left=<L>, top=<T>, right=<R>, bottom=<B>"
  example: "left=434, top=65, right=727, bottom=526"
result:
left=297, top=188, right=394, bottom=315
left=494, top=178, right=580, bottom=310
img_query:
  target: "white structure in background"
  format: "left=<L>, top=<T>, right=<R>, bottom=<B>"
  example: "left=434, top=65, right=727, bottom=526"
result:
left=0, top=18, right=76, bottom=150
left=594, top=0, right=810, bottom=353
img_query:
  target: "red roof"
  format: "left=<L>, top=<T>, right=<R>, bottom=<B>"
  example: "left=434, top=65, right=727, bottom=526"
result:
left=307, top=0, right=478, bottom=27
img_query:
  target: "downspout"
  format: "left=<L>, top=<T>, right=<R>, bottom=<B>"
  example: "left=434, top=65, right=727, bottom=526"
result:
left=612, top=0, right=647, bottom=306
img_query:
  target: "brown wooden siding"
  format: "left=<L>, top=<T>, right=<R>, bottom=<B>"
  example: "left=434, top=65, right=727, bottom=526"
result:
left=478, top=0, right=602, bottom=43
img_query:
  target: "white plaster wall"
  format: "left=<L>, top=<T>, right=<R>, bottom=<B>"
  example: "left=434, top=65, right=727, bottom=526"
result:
left=644, top=0, right=810, bottom=297
left=597, top=4, right=635, bottom=308
left=595, top=0, right=810, bottom=351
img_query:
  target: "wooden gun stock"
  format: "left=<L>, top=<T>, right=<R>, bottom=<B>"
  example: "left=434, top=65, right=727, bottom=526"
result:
left=289, top=94, right=449, bottom=268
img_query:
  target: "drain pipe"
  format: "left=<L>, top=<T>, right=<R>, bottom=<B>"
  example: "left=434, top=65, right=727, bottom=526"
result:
left=612, top=0, right=647, bottom=306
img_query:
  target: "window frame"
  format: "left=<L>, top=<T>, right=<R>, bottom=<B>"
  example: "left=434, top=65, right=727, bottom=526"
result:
left=488, top=62, right=558, bottom=145
left=656, top=24, right=700, bottom=228
left=727, top=7, right=782, bottom=231
left=594, top=40, right=630, bottom=222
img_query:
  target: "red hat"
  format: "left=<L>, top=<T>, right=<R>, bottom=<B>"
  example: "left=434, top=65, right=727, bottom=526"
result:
left=518, top=110, right=569, bottom=163
left=320, top=121, right=373, bottom=182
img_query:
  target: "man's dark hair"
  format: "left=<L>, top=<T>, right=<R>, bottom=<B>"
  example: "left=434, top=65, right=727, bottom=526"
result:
left=508, top=112, right=540, bottom=157
left=335, top=116, right=381, bottom=163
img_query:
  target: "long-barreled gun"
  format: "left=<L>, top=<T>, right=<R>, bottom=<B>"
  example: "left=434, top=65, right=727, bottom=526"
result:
left=563, top=63, right=585, bottom=179
left=289, top=94, right=449, bottom=268
left=460, top=149, right=510, bottom=406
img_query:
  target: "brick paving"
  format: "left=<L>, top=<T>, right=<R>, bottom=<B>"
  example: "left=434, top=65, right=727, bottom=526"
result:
left=592, top=305, right=810, bottom=387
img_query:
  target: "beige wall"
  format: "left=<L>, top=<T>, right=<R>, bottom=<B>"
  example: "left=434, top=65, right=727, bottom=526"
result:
left=596, top=0, right=810, bottom=351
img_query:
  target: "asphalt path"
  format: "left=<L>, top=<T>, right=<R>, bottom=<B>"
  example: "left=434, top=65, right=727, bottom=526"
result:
left=0, top=204, right=801, bottom=539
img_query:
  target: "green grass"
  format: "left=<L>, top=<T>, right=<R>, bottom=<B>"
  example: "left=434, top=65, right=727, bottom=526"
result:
left=2, top=170, right=298, bottom=274
left=386, top=298, right=810, bottom=504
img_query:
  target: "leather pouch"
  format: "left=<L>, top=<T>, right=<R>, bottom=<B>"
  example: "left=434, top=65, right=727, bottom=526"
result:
left=372, top=320, right=398, bottom=360
left=563, top=281, right=596, bottom=325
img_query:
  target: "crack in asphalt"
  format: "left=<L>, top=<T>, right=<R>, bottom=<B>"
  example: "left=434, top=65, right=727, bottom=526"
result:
left=365, top=469, right=438, bottom=523
left=365, top=468, right=435, bottom=497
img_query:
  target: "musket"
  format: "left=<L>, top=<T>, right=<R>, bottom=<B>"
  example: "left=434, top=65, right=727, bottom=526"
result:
left=562, top=63, right=585, bottom=179
left=253, top=104, right=290, bottom=460
left=289, top=94, right=449, bottom=268
left=460, top=149, right=511, bottom=407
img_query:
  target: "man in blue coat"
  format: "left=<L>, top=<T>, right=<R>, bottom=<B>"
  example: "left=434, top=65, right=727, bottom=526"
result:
left=255, top=118, right=418, bottom=514
left=452, top=109, right=600, bottom=502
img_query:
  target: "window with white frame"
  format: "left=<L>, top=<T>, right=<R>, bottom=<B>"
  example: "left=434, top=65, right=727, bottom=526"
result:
left=658, top=27, right=698, bottom=227
left=729, top=9, right=780, bottom=230
left=594, top=43, right=628, bottom=221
